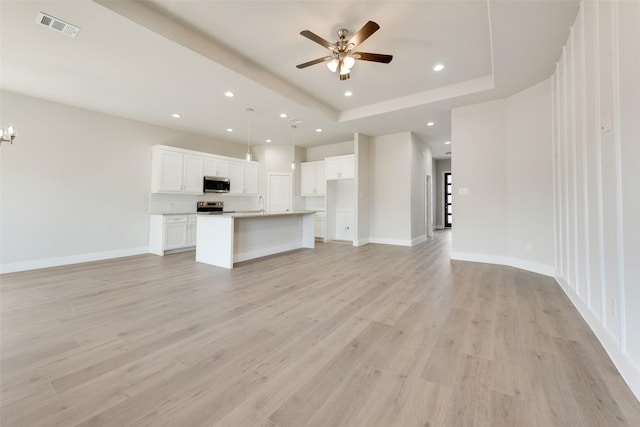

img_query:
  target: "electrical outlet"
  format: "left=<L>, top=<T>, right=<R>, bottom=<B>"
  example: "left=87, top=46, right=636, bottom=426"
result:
left=611, top=298, right=616, bottom=318
left=525, top=243, right=532, bottom=253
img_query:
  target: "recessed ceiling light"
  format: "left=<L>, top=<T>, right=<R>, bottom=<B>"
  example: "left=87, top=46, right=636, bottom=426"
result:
left=316, top=128, right=322, bottom=132
left=265, top=139, right=272, bottom=143
left=444, top=141, right=451, bottom=145
left=426, top=122, right=434, bottom=126
left=433, top=63, right=445, bottom=72
left=171, top=113, right=181, bottom=118
left=226, top=128, right=233, bottom=132
left=344, top=91, right=353, bottom=97
left=224, top=91, right=234, bottom=97
left=280, top=113, right=287, bottom=118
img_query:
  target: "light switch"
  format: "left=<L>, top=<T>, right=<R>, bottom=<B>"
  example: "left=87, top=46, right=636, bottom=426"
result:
left=458, top=187, right=470, bottom=195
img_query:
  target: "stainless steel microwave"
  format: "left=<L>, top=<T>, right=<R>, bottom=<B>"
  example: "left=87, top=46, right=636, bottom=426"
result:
left=203, top=176, right=230, bottom=193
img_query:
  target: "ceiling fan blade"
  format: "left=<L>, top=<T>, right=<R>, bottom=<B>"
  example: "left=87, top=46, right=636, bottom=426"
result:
left=347, top=21, right=380, bottom=47
left=296, top=56, right=334, bottom=69
left=300, top=30, right=336, bottom=51
left=352, top=52, right=393, bottom=63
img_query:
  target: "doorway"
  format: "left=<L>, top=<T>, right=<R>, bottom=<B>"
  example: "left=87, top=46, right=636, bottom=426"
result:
left=268, top=173, right=292, bottom=212
left=444, top=172, right=452, bottom=227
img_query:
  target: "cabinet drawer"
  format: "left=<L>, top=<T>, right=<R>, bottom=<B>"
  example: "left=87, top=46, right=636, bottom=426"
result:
left=164, top=215, right=188, bottom=223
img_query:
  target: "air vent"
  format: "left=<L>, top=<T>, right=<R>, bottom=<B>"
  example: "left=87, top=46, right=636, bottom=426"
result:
left=36, top=12, right=80, bottom=37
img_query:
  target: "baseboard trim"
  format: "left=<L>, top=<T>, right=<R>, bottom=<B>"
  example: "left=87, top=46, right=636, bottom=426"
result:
left=369, top=237, right=413, bottom=247
left=353, top=238, right=370, bottom=247
left=450, top=251, right=556, bottom=277
left=0, top=247, right=149, bottom=274
left=411, top=235, right=427, bottom=246
left=555, top=276, right=640, bottom=401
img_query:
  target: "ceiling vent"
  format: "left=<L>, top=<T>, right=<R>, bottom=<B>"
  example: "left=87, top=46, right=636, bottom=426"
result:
left=36, top=12, right=80, bottom=38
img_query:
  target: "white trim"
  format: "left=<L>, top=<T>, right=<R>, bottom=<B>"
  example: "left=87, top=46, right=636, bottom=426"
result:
left=411, top=235, right=427, bottom=246
left=555, top=277, right=640, bottom=400
left=450, top=251, right=556, bottom=277
left=369, top=237, right=413, bottom=247
left=0, top=247, right=149, bottom=274
left=611, top=0, right=627, bottom=353
left=353, top=238, right=369, bottom=247
left=435, top=224, right=445, bottom=230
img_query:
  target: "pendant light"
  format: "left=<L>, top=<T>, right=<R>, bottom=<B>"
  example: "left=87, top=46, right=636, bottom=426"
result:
left=290, top=125, right=297, bottom=170
left=245, top=108, right=254, bottom=162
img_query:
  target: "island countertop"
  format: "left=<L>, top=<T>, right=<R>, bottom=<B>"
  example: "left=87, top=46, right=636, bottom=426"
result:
left=196, top=211, right=316, bottom=268
left=197, top=210, right=316, bottom=219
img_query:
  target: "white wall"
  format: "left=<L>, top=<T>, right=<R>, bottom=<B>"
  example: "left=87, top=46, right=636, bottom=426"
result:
left=552, top=0, right=640, bottom=399
left=451, top=99, right=509, bottom=260
left=368, top=132, right=412, bottom=245
left=451, top=78, right=555, bottom=276
left=305, top=141, right=353, bottom=161
left=410, top=133, right=432, bottom=243
left=506, top=80, right=555, bottom=271
left=354, top=133, right=370, bottom=246
left=0, top=91, right=246, bottom=273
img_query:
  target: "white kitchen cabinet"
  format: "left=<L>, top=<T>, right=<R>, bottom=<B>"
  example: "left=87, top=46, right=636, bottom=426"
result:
left=313, top=212, right=325, bottom=239
left=149, top=214, right=197, bottom=255
left=325, top=154, right=354, bottom=180
left=301, top=161, right=326, bottom=196
left=186, top=215, right=198, bottom=246
left=229, top=161, right=259, bottom=195
left=151, top=146, right=204, bottom=194
left=204, top=157, right=230, bottom=178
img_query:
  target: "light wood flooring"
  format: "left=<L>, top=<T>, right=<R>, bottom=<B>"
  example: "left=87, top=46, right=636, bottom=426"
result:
left=1, top=230, right=639, bottom=426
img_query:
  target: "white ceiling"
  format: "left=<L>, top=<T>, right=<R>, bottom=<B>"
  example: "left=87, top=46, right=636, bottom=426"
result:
left=0, top=0, right=579, bottom=159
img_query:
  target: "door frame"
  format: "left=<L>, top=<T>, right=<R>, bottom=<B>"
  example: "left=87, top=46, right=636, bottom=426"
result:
left=444, top=171, right=452, bottom=228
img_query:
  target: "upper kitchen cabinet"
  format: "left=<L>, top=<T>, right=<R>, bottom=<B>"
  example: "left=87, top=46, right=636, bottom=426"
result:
left=325, top=154, right=354, bottom=180
left=301, top=160, right=326, bottom=196
left=151, top=146, right=204, bottom=194
left=204, top=157, right=230, bottom=178
left=229, top=161, right=259, bottom=195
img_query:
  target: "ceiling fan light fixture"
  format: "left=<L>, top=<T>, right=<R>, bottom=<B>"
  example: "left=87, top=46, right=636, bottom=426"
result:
left=327, top=58, right=339, bottom=72
left=343, top=55, right=355, bottom=69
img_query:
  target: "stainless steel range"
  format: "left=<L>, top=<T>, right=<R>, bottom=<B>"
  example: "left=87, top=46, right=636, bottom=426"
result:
left=196, top=201, right=223, bottom=214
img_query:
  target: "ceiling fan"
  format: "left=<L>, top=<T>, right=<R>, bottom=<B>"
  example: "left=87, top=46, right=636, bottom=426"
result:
left=296, top=21, right=393, bottom=81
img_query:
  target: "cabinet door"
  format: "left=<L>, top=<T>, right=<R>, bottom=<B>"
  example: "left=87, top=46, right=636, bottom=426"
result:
left=339, top=156, right=354, bottom=179
left=164, top=222, right=188, bottom=250
left=156, top=150, right=184, bottom=192
left=244, top=164, right=258, bottom=195
left=314, top=215, right=325, bottom=238
left=301, top=162, right=315, bottom=195
left=205, top=158, right=229, bottom=178
left=314, top=163, right=326, bottom=194
left=228, top=162, right=245, bottom=194
left=186, top=216, right=197, bottom=246
left=182, top=154, right=204, bottom=193
left=325, top=158, right=340, bottom=180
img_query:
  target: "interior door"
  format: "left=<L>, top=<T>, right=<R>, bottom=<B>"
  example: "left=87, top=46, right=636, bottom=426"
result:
left=268, top=173, right=292, bottom=212
left=444, top=172, right=452, bottom=227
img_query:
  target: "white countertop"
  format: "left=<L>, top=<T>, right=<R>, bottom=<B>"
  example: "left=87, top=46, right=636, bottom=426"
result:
left=197, top=210, right=316, bottom=219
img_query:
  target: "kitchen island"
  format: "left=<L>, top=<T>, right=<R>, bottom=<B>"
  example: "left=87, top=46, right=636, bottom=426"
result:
left=195, top=211, right=316, bottom=269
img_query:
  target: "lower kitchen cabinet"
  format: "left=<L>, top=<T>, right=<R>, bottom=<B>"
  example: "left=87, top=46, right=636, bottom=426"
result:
left=313, top=212, right=325, bottom=239
left=149, top=214, right=197, bottom=255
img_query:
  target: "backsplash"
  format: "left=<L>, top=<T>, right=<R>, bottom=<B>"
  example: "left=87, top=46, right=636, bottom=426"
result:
left=149, top=193, right=262, bottom=214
